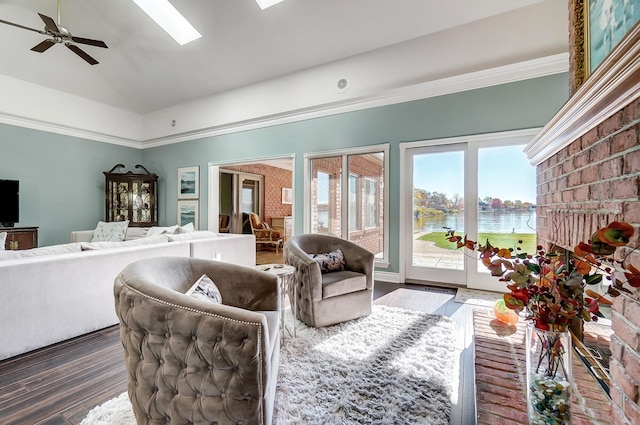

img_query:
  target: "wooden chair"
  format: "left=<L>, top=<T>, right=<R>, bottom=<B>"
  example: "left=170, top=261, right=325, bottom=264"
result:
left=249, top=212, right=283, bottom=253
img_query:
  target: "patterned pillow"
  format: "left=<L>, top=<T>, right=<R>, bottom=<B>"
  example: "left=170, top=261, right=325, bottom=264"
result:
left=185, top=274, right=222, bottom=304
left=311, top=249, right=345, bottom=273
left=91, top=221, right=129, bottom=242
left=0, top=232, right=6, bottom=251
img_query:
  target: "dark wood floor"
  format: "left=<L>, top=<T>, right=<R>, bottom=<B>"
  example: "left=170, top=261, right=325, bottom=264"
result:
left=0, top=279, right=485, bottom=425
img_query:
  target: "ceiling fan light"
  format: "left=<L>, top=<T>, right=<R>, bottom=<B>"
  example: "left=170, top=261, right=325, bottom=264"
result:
left=131, top=0, right=201, bottom=46
left=255, top=0, right=286, bottom=10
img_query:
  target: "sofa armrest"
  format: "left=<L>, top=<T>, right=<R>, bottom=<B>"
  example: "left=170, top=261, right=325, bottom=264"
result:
left=70, top=230, right=94, bottom=243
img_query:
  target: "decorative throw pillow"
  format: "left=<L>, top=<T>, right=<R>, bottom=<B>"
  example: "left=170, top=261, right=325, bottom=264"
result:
left=91, top=221, right=129, bottom=242
left=0, top=232, right=6, bottom=251
left=176, top=222, right=195, bottom=233
left=185, top=274, right=223, bottom=304
left=146, top=225, right=179, bottom=237
left=311, top=249, right=346, bottom=273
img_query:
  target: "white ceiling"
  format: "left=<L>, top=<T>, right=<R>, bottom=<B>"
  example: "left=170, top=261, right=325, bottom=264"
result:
left=0, top=0, right=560, bottom=117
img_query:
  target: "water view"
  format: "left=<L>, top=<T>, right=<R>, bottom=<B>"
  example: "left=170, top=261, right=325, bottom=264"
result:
left=414, top=211, right=536, bottom=234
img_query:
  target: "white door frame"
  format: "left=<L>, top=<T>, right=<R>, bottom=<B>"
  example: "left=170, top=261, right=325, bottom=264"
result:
left=399, top=128, right=541, bottom=290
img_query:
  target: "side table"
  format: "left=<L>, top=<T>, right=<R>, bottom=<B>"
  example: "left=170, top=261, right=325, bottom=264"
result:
left=255, top=264, right=296, bottom=340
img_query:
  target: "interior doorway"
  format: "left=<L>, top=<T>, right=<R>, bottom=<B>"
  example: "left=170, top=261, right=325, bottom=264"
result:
left=210, top=156, right=294, bottom=240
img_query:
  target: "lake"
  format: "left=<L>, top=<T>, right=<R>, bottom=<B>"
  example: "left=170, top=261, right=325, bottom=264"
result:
left=415, top=211, right=536, bottom=234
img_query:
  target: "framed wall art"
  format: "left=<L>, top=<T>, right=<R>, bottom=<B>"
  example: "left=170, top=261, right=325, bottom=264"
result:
left=177, top=200, right=199, bottom=228
left=585, top=0, right=639, bottom=76
left=178, top=166, right=199, bottom=199
left=282, top=188, right=293, bottom=205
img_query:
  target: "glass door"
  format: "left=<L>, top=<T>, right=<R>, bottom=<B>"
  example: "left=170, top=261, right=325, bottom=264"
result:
left=406, top=144, right=466, bottom=284
left=472, top=144, right=536, bottom=291
left=404, top=139, right=537, bottom=290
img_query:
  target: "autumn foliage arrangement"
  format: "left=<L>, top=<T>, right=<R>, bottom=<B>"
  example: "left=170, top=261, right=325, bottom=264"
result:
left=447, top=221, right=639, bottom=331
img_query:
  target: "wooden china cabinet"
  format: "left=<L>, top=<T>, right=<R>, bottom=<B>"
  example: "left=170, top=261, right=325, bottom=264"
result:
left=104, top=164, right=158, bottom=227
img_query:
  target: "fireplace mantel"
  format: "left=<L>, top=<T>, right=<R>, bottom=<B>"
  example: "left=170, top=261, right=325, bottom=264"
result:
left=525, top=23, right=640, bottom=166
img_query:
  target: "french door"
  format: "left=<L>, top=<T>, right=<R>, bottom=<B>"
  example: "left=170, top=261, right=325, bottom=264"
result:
left=219, top=170, right=264, bottom=234
left=402, top=131, right=537, bottom=291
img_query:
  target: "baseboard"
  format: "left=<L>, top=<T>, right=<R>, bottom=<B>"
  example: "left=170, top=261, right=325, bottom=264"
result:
left=373, top=271, right=401, bottom=283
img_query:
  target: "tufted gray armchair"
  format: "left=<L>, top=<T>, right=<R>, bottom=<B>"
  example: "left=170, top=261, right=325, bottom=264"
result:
left=284, top=234, right=374, bottom=328
left=113, top=257, right=280, bottom=425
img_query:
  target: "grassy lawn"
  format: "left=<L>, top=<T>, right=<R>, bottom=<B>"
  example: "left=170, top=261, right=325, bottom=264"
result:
left=418, top=231, right=537, bottom=254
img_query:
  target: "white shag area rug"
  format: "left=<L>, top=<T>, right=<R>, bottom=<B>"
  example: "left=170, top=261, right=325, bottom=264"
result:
left=81, top=305, right=456, bottom=425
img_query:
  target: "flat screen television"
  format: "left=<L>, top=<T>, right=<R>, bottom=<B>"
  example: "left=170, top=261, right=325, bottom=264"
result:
left=0, top=179, right=19, bottom=227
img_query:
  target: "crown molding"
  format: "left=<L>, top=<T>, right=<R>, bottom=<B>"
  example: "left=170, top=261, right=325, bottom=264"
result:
left=0, top=112, right=141, bottom=148
left=0, top=53, right=568, bottom=149
left=525, top=24, right=640, bottom=165
left=143, top=53, right=569, bottom=148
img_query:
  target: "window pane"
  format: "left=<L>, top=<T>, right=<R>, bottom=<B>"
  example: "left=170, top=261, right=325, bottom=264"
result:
left=364, top=178, right=377, bottom=228
left=348, top=153, right=384, bottom=258
left=349, top=174, right=358, bottom=231
left=311, top=157, right=342, bottom=237
left=412, top=151, right=464, bottom=270
left=478, top=145, right=536, bottom=272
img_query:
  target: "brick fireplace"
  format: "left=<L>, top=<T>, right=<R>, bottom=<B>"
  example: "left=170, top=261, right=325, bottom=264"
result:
left=525, top=18, right=640, bottom=425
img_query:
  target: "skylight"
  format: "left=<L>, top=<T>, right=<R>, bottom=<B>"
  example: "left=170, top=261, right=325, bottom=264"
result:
left=255, top=0, right=285, bottom=10
left=132, top=0, right=201, bottom=46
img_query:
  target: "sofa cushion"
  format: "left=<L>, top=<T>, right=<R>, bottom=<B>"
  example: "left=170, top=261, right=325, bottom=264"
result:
left=80, top=234, right=168, bottom=250
left=124, top=227, right=150, bottom=241
left=165, top=231, right=219, bottom=242
left=0, top=232, right=6, bottom=250
left=91, top=221, right=129, bottom=242
left=0, top=250, right=23, bottom=260
left=146, top=225, right=179, bottom=237
left=321, top=270, right=367, bottom=299
left=311, top=249, right=346, bottom=273
left=176, top=222, right=195, bottom=233
left=185, top=274, right=222, bottom=304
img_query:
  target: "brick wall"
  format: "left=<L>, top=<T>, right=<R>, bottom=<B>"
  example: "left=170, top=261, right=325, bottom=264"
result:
left=536, top=98, right=640, bottom=424
left=223, top=164, right=292, bottom=225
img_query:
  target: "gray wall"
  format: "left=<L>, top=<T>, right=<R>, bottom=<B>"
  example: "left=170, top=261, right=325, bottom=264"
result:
left=143, top=73, right=570, bottom=273
left=0, top=125, right=142, bottom=246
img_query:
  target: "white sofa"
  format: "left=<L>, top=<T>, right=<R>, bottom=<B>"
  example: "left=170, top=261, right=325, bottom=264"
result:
left=0, top=230, right=255, bottom=361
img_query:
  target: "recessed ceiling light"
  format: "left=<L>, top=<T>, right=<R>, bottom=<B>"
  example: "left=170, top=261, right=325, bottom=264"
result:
left=132, top=0, right=201, bottom=46
left=255, top=0, right=286, bottom=10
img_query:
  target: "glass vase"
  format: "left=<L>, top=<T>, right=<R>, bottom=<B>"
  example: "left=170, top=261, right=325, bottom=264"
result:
left=525, top=323, right=572, bottom=424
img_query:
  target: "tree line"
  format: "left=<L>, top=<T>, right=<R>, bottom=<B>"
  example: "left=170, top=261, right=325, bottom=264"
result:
left=414, top=189, right=534, bottom=215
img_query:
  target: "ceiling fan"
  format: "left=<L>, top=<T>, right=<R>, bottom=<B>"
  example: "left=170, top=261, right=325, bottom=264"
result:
left=0, top=0, right=107, bottom=65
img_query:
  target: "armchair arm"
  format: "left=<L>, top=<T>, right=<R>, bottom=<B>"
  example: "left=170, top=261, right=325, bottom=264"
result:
left=340, top=242, right=375, bottom=290
left=284, top=241, right=323, bottom=302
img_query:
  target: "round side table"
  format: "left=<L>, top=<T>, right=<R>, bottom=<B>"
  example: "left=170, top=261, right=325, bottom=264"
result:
left=255, top=264, right=296, bottom=340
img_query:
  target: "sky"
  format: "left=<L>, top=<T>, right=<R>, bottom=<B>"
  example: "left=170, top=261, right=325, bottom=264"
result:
left=413, top=145, right=536, bottom=204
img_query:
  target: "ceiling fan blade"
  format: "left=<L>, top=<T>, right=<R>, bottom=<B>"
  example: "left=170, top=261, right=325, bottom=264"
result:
left=0, top=18, right=47, bottom=34
left=66, top=44, right=98, bottom=65
left=31, top=39, right=56, bottom=53
left=71, top=36, right=108, bottom=49
left=37, top=13, right=59, bottom=34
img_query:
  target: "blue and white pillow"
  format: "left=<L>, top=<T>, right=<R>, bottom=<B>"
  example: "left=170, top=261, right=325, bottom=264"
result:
left=311, top=249, right=345, bottom=273
left=186, top=274, right=222, bottom=304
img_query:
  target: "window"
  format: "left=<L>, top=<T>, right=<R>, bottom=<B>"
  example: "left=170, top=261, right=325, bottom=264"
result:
left=364, top=178, right=377, bottom=228
left=349, top=174, right=359, bottom=231
left=306, top=145, right=389, bottom=265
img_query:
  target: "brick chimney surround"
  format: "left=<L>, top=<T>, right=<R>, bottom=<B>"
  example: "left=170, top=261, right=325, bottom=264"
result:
left=524, top=20, right=640, bottom=425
